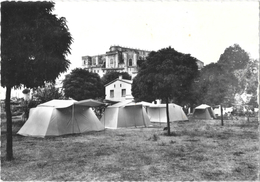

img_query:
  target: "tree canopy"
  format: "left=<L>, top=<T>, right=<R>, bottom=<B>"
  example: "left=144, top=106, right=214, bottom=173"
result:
left=193, top=44, right=257, bottom=108
left=63, top=68, right=104, bottom=100
left=33, top=83, right=64, bottom=104
left=132, top=47, right=199, bottom=135
left=1, top=1, right=72, bottom=88
left=1, top=1, right=72, bottom=160
left=132, top=47, right=199, bottom=105
left=193, top=63, right=237, bottom=106
left=101, top=71, right=131, bottom=85
left=218, top=44, right=250, bottom=73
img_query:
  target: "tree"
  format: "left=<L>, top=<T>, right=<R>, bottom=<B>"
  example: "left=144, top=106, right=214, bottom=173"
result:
left=33, top=83, right=64, bottom=104
left=101, top=71, right=131, bottom=85
left=193, top=63, right=237, bottom=106
left=63, top=68, right=104, bottom=100
left=218, top=44, right=250, bottom=73
left=132, top=47, right=199, bottom=135
left=1, top=1, right=72, bottom=160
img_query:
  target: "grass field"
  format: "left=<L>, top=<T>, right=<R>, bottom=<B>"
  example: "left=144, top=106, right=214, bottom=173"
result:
left=1, top=116, right=259, bottom=181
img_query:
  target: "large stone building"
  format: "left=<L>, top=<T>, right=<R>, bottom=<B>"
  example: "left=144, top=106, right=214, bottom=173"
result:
left=82, top=46, right=151, bottom=78
left=82, top=45, right=204, bottom=78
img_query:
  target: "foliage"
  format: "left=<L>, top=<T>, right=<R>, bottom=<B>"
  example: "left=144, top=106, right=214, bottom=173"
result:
left=132, top=47, right=199, bottom=105
left=132, top=47, right=199, bottom=135
left=233, top=59, right=259, bottom=107
left=192, top=63, right=237, bottom=106
left=21, top=99, right=39, bottom=119
left=1, top=1, right=72, bottom=88
left=218, top=44, right=250, bottom=73
left=32, top=83, right=64, bottom=104
left=22, top=89, right=30, bottom=94
left=63, top=68, right=104, bottom=100
left=101, top=71, right=131, bottom=85
left=1, top=1, right=72, bottom=161
left=194, top=44, right=256, bottom=107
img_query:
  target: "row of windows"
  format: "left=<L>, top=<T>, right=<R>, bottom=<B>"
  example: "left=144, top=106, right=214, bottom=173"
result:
left=110, top=89, right=126, bottom=98
left=110, top=59, right=133, bottom=66
left=93, top=70, right=100, bottom=73
left=114, top=84, right=123, bottom=88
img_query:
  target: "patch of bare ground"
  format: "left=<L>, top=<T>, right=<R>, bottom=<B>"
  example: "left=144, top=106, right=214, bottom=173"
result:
left=1, top=116, right=259, bottom=181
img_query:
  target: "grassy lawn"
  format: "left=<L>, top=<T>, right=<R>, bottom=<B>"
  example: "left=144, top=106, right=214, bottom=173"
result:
left=1, top=116, right=259, bottom=181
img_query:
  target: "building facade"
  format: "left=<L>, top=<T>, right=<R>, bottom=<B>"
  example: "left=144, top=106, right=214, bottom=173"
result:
left=82, top=45, right=204, bottom=78
left=82, top=46, right=151, bottom=78
left=105, top=76, right=133, bottom=102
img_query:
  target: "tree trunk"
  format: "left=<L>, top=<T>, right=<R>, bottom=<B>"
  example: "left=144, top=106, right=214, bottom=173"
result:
left=246, top=107, right=250, bottom=122
left=5, top=86, right=14, bottom=160
left=220, top=104, right=224, bottom=126
left=166, top=98, right=171, bottom=135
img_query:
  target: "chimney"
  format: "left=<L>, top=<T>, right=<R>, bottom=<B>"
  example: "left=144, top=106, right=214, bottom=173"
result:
left=119, top=75, right=122, bottom=80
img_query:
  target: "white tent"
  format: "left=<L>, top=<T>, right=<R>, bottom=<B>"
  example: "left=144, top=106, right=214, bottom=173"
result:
left=147, top=103, right=188, bottom=123
left=100, top=100, right=151, bottom=129
left=192, top=104, right=216, bottom=119
left=17, top=99, right=105, bottom=137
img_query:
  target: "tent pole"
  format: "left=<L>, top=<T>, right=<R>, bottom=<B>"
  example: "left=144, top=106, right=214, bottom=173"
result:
left=72, top=104, right=75, bottom=133
left=141, top=106, right=146, bottom=128
left=159, top=108, right=161, bottom=126
left=104, top=108, right=106, bottom=133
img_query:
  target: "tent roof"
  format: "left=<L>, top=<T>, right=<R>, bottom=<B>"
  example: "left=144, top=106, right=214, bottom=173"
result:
left=125, top=101, right=152, bottom=107
left=38, top=99, right=77, bottom=108
left=149, top=103, right=180, bottom=108
left=76, top=99, right=106, bottom=107
left=108, top=100, right=133, bottom=108
left=195, top=104, right=212, bottom=109
left=38, top=99, right=105, bottom=108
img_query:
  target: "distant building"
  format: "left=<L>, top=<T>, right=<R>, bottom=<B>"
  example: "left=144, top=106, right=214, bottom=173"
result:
left=105, top=75, right=133, bottom=102
left=82, top=45, right=204, bottom=78
left=82, top=45, right=151, bottom=78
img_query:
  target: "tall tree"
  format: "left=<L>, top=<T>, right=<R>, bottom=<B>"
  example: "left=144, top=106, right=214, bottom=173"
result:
left=193, top=63, right=237, bottom=106
left=218, top=44, right=250, bottom=73
left=132, top=47, right=199, bottom=135
left=63, top=68, right=104, bottom=100
left=101, top=71, right=131, bottom=85
left=1, top=1, right=72, bottom=160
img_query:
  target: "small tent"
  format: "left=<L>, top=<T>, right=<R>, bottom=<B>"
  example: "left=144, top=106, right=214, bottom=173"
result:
left=147, top=103, right=188, bottom=123
left=100, top=100, right=151, bottom=129
left=17, top=99, right=105, bottom=137
left=192, top=104, right=216, bottom=119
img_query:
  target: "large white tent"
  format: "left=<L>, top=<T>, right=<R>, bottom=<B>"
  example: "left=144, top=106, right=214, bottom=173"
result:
left=147, top=103, right=188, bottom=123
left=100, top=100, right=151, bottom=129
left=192, top=104, right=216, bottom=119
left=17, top=99, right=105, bottom=137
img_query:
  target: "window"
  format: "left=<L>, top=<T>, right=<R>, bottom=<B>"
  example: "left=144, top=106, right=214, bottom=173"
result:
left=110, top=59, right=114, bottom=68
left=110, top=90, right=114, bottom=98
left=121, top=89, right=126, bottom=97
left=129, top=59, right=132, bottom=66
left=120, top=84, right=122, bottom=87
left=114, top=84, right=116, bottom=88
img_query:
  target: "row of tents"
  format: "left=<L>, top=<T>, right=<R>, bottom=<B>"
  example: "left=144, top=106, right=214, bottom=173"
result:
left=17, top=99, right=216, bottom=138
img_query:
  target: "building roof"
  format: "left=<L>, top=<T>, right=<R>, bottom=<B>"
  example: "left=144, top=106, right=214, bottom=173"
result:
left=105, top=78, right=132, bottom=87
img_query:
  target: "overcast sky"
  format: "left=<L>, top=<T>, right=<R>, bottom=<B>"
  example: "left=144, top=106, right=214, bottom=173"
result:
left=53, top=1, right=259, bottom=71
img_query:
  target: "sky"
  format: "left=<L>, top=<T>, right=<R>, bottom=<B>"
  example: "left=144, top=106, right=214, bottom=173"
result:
left=53, top=1, right=259, bottom=72
left=2, top=0, right=259, bottom=99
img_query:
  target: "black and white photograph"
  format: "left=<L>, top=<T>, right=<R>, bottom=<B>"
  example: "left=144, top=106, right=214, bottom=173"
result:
left=1, top=0, right=259, bottom=181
